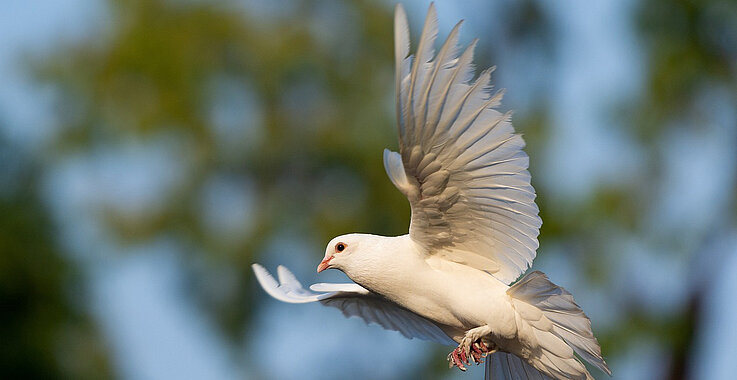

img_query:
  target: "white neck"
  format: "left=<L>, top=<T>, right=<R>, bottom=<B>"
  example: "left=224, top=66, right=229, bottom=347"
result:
left=340, top=234, right=427, bottom=296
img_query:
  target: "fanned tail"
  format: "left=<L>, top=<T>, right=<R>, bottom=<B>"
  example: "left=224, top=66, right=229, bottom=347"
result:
left=485, top=352, right=552, bottom=380
left=501, top=271, right=611, bottom=379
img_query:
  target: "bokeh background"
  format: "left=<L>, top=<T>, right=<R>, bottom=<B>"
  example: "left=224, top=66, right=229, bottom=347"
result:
left=1, top=0, right=736, bottom=379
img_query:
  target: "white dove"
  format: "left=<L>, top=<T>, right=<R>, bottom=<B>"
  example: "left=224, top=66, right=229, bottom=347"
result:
left=252, top=4, right=611, bottom=379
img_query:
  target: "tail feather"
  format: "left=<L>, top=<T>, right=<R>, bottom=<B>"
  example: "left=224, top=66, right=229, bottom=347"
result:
left=486, top=352, right=552, bottom=380
left=508, top=271, right=612, bottom=378
left=537, top=351, right=582, bottom=379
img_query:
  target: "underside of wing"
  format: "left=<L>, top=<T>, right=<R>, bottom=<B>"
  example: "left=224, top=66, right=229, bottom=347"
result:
left=321, top=294, right=454, bottom=345
left=388, top=4, right=541, bottom=284
left=252, top=264, right=454, bottom=345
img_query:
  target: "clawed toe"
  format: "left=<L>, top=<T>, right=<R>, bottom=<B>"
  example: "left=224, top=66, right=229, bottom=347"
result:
left=470, top=340, right=491, bottom=363
left=448, top=339, right=491, bottom=371
left=447, top=347, right=467, bottom=371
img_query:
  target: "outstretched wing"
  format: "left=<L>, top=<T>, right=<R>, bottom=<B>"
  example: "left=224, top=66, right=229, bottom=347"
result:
left=386, top=4, right=541, bottom=284
left=252, top=264, right=454, bottom=345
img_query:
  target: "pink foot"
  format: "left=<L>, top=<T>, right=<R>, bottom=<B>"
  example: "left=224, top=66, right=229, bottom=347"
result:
left=447, top=346, right=468, bottom=371
left=470, top=340, right=491, bottom=363
left=448, top=339, right=490, bottom=371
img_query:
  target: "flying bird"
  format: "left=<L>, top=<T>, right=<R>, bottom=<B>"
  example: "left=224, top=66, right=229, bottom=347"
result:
left=252, top=4, right=611, bottom=379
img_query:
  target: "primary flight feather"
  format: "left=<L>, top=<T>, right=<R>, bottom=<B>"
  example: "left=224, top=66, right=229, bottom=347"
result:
left=253, top=4, right=610, bottom=379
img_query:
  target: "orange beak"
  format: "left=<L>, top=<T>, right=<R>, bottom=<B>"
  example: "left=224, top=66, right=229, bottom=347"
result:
left=317, top=256, right=333, bottom=273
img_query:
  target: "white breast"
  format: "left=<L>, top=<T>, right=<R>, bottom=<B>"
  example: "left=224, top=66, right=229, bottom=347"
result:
left=344, top=235, right=515, bottom=332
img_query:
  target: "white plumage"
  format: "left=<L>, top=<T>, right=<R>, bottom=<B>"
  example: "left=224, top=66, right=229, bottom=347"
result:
left=253, top=4, right=610, bottom=379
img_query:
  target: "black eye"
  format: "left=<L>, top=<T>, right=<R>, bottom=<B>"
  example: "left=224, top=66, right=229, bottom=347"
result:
left=335, top=243, right=346, bottom=252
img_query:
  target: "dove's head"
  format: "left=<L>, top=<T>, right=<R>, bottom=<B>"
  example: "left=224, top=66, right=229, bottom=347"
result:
left=317, top=233, right=372, bottom=273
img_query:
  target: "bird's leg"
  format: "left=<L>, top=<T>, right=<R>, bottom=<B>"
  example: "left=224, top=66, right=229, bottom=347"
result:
left=447, top=325, right=497, bottom=371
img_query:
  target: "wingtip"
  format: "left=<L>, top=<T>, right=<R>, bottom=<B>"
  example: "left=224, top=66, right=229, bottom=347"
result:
left=394, top=3, right=408, bottom=28
left=276, top=264, right=302, bottom=287
left=251, top=263, right=268, bottom=277
left=394, top=3, right=411, bottom=66
left=394, top=2, right=405, bottom=15
left=252, top=263, right=280, bottom=295
left=421, top=2, right=439, bottom=40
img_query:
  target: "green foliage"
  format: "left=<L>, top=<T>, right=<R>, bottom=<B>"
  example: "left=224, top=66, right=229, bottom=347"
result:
left=35, top=0, right=406, bottom=343
left=0, top=139, right=111, bottom=379
left=636, top=0, right=737, bottom=138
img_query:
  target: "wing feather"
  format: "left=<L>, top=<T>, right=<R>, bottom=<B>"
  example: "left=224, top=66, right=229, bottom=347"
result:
left=408, top=3, right=438, bottom=144
left=252, top=264, right=454, bottom=345
left=394, top=4, right=411, bottom=141
left=388, top=5, right=541, bottom=283
left=420, top=21, right=462, bottom=144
